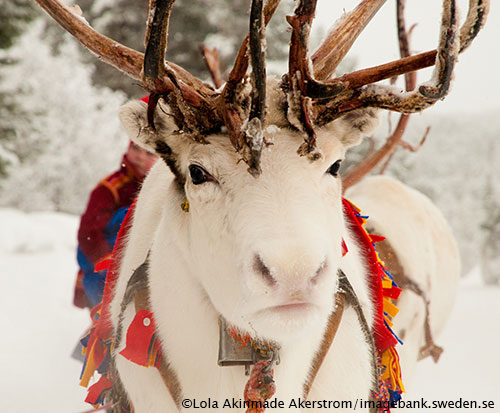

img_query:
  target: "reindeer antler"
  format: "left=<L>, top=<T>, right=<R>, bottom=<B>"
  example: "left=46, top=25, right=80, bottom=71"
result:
left=310, top=0, right=489, bottom=125
left=35, top=0, right=489, bottom=176
left=312, top=0, right=386, bottom=82
left=217, top=0, right=282, bottom=174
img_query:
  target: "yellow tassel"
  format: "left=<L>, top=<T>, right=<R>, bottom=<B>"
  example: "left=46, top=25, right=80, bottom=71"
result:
left=375, top=252, right=386, bottom=267
left=384, top=315, right=394, bottom=328
left=80, top=345, right=97, bottom=387
left=383, top=298, right=399, bottom=318
left=381, top=279, right=393, bottom=289
left=381, top=347, right=405, bottom=393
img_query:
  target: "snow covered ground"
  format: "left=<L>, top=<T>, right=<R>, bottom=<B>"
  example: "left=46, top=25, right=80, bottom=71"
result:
left=1, top=208, right=499, bottom=412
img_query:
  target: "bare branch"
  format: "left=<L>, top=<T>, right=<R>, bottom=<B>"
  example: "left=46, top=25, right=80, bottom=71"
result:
left=379, top=126, right=430, bottom=173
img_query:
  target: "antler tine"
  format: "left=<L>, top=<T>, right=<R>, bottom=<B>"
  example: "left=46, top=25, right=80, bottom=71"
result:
left=286, top=0, right=321, bottom=157
left=224, top=0, right=281, bottom=93
left=142, top=0, right=175, bottom=90
left=396, top=0, right=416, bottom=92
left=362, top=0, right=458, bottom=107
left=217, top=0, right=281, bottom=170
left=326, top=0, right=490, bottom=93
left=244, top=0, right=267, bottom=176
left=200, top=45, right=224, bottom=89
left=285, top=0, right=350, bottom=157
left=141, top=0, right=225, bottom=141
left=312, top=0, right=387, bottom=81
left=459, top=0, right=490, bottom=53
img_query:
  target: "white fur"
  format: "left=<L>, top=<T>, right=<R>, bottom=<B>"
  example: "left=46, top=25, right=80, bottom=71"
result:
left=109, top=100, right=459, bottom=412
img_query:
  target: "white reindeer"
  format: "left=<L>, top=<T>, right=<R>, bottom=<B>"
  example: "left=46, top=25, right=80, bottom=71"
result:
left=35, top=0, right=489, bottom=411
left=112, top=96, right=461, bottom=412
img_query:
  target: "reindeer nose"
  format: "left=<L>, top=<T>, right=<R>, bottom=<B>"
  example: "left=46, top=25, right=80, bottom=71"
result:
left=252, top=254, right=328, bottom=287
left=253, top=255, right=277, bottom=286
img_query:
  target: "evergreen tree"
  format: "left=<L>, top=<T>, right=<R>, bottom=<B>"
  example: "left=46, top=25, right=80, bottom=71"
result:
left=0, top=0, right=39, bottom=176
left=0, top=0, right=38, bottom=50
left=0, top=22, right=126, bottom=213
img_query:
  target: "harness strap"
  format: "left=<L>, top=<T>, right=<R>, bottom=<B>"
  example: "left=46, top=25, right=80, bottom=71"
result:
left=304, top=271, right=378, bottom=413
left=120, top=268, right=378, bottom=412
left=338, top=271, right=380, bottom=400
left=303, top=292, right=345, bottom=398
left=117, top=261, right=183, bottom=410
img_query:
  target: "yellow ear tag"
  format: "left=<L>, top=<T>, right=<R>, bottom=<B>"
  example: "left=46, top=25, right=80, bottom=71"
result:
left=181, top=200, right=190, bottom=212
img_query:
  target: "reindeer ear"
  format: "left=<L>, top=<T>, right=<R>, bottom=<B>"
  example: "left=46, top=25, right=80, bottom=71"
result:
left=119, top=100, right=178, bottom=154
left=332, top=108, right=379, bottom=148
left=119, top=100, right=187, bottom=186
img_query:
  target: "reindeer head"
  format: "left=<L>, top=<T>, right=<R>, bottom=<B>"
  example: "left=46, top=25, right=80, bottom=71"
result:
left=36, top=0, right=488, bottom=340
left=119, top=82, right=379, bottom=340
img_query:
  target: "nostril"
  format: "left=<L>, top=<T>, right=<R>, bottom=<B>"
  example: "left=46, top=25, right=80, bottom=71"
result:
left=311, top=259, right=328, bottom=285
left=253, top=254, right=277, bottom=286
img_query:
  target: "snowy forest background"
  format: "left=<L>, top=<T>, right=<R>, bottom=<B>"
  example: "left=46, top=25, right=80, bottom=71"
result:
left=1, top=1, right=499, bottom=412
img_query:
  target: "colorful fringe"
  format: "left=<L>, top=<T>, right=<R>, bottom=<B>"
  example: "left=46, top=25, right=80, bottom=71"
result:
left=80, top=197, right=164, bottom=408
left=79, top=199, right=138, bottom=407
left=80, top=196, right=404, bottom=410
left=342, top=198, right=405, bottom=411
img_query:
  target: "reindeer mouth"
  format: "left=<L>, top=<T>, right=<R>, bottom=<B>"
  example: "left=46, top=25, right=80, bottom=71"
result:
left=256, top=302, right=318, bottom=317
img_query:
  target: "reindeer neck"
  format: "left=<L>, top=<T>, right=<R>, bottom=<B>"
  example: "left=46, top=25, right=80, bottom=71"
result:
left=147, top=240, right=334, bottom=404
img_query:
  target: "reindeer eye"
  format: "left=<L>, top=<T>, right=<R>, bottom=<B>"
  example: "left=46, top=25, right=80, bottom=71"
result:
left=189, top=164, right=214, bottom=185
left=327, top=160, right=342, bottom=177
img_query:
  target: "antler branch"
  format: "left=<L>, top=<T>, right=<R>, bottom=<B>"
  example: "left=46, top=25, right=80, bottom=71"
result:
left=316, top=0, right=465, bottom=126
left=142, top=0, right=175, bottom=90
left=217, top=0, right=281, bottom=170
left=35, top=0, right=143, bottom=79
left=35, top=0, right=489, bottom=179
left=315, top=0, right=489, bottom=125
left=460, top=0, right=489, bottom=53
left=243, top=0, right=268, bottom=176
left=343, top=0, right=416, bottom=190
left=200, top=45, right=224, bottom=89
left=312, top=0, right=387, bottom=81
left=286, top=0, right=320, bottom=157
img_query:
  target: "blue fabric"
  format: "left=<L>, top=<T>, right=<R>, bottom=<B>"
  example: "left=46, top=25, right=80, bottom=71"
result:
left=82, top=267, right=106, bottom=307
left=78, top=207, right=130, bottom=306
left=104, top=207, right=129, bottom=247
